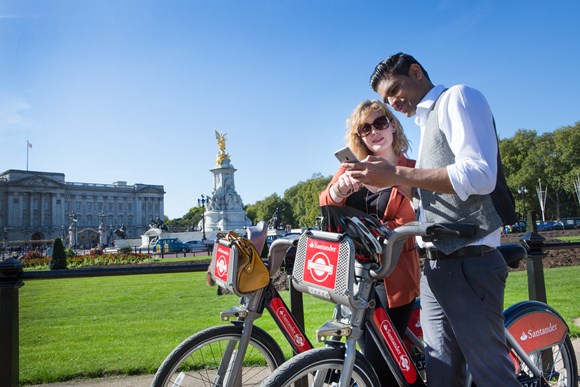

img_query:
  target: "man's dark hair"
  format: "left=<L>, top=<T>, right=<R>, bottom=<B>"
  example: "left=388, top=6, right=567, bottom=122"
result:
left=369, top=52, right=431, bottom=91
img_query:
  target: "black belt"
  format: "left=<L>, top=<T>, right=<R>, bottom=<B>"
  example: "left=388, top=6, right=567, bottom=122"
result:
left=425, top=245, right=496, bottom=260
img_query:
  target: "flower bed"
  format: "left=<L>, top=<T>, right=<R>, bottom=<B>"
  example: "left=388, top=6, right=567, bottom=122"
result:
left=20, top=250, right=157, bottom=270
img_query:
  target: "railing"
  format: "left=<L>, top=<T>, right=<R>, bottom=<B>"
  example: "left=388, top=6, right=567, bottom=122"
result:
left=1, top=228, right=578, bottom=386
left=0, top=260, right=211, bottom=386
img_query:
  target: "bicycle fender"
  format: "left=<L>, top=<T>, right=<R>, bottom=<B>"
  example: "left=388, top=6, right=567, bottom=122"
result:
left=503, top=300, right=570, bottom=354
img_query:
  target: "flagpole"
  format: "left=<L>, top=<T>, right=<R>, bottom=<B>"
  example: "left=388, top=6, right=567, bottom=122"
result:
left=26, top=142, right=29, bottom=171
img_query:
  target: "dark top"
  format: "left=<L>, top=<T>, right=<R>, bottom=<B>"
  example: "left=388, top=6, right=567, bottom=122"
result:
left=346, top=187, right=392, bottom=218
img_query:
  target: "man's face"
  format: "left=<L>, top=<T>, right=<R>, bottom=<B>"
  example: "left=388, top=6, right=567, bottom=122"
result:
left=375, top=72, right=426, bottom=118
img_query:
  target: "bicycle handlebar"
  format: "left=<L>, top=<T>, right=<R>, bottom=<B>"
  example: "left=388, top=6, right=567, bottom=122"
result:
left=368, top=221, right=477, bottom=280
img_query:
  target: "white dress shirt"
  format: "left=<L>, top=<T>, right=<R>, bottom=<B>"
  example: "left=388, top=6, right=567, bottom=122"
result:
left=415, top=84, right=501, bottom=248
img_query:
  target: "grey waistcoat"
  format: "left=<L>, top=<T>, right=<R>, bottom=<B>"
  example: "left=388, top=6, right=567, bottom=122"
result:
left=415, top=93, right=503, bottom=254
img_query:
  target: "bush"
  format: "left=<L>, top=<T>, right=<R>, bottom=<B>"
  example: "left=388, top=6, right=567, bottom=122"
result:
left=49, top=238, right=67, bottom=270
left=118, top=246, right=133, bottom=254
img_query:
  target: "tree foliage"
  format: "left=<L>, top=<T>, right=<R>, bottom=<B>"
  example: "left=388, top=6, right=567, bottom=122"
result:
left=49, top=237, right=67, bottom=270
left=236, top=174, right=330, bottom=229
left=284, top=174, right=331, bottom=227
left=165, top=206, right=204, bottom=228
left=499, top=122, right=579, bottom=220
left=244, top=194, right=293, bottom=227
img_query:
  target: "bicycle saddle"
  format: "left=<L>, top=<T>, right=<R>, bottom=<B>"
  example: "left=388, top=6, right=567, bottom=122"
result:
left=247, top=221, right=268, bottom=254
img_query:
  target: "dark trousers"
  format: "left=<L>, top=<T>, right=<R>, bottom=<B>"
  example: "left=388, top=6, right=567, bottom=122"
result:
left=420, top=250, right=520, bottom=386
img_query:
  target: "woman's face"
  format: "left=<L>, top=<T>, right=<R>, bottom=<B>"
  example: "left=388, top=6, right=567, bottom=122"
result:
left=359, top=110, right=395, bottom=156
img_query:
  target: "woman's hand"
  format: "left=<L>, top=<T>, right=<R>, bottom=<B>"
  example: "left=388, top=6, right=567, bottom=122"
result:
left=330, top=172, right=361, bottom=202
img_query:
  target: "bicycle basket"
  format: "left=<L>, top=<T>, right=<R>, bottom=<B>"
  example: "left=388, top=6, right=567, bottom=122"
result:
left=291, top=229, right=359, bottom=307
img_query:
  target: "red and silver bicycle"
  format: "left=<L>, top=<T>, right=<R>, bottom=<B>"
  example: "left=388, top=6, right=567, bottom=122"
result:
left=262, top=219, right=578, bottom=386
left=152, top=221, right=314, bottom=387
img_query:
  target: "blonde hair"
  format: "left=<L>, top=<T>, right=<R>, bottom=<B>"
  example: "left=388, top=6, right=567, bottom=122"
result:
left=345, top=100, right=410, bottom=160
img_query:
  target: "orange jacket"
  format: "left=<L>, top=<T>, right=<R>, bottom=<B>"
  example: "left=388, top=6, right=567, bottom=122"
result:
left=319, top=156, right=420, bottom=308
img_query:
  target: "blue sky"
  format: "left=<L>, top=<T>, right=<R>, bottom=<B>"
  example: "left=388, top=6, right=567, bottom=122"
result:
left=1, top=0, right=579, bottom=219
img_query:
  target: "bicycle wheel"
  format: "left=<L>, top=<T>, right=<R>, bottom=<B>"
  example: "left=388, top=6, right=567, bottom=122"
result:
left=261, top=346, right=379, bottom=387
left=513, top=334, right=578, bottom=387
left=152, top=324, right=285, bottom=387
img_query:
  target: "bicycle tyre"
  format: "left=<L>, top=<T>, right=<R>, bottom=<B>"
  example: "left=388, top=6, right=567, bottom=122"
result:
left=261, top=346, right=379, bottom=387
left=514, top=334, right=578, bottom=387
left=152, top=324, right=285, bottom=387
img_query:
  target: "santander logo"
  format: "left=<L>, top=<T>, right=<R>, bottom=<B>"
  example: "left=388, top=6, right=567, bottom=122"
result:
left=303, top=238, right=340, bottom=289
left=520, top=322, right=558, bottom=341
left=271, top=297, right=311, bottom=351
left=374, top=309, right=417, bottom=384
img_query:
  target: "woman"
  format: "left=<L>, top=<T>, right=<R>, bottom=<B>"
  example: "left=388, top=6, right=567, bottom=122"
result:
left=320, top=100, right=420, bottom=380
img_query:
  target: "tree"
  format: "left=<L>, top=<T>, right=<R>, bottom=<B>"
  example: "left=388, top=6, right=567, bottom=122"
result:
left=499, top=123, right=579, bottom=220
left=165, top=206, right=204, bottom=228
left=49, top=237, right=67, bottom=270
left=244, top=194, right=293, bottom=227
left=284, top=174, right=331, bottom=227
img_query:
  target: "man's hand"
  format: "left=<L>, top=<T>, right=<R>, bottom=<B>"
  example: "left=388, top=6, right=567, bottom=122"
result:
left=343, top=155, right=398, bottom=188
left=344, top=155, right=455, bottom=196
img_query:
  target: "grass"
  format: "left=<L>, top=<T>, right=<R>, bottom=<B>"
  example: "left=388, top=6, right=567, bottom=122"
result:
left=19, top=266, right=579, bottom=385
left=556, top=235, right=580, bottom=242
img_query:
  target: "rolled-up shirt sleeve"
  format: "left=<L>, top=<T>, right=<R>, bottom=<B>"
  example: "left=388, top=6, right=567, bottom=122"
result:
left=440, top=85, right=497, bottom=201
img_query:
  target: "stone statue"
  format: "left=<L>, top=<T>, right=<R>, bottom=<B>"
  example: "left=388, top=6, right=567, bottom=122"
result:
left=268, top=207, right=282, bottom=229
left=114, top=225, right=127, bottom=239
left=215, top=130, right=230, bottom=165
left=148, top=217, right=168, bottom=231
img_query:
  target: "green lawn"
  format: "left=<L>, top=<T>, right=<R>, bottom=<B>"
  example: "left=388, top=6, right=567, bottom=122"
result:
left=557, top=235, right=580, bottom=242
left=19, top=266, right=580, bottom=384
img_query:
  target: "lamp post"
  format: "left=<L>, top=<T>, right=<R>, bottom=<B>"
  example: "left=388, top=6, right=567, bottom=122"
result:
left=198, top=194, right=208, bottom=241
left=3, top=227, right=7, bottom=259
left=518, top=186, right=528, bottom=222
left=98, top=212, right=106, bottom=246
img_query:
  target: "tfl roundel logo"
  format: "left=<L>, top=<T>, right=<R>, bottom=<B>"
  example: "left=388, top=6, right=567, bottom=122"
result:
left=303, top=238, right=339, bottom=289
left=306, top=252, right=334, bottom=283
left=214, top=245, right=231, bottom=282
left=216, top=256, right=228, bottom=277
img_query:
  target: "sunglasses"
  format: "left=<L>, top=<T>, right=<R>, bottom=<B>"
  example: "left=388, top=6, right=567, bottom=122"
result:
left=357, top=115, right=391, bottom=137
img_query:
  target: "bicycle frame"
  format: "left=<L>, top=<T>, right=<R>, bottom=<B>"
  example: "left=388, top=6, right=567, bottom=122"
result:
left=212, top=281, right=314, bottom=386
left=288, top=225, right=575, bottom=387
left=208, top=230, right=316, bottom=387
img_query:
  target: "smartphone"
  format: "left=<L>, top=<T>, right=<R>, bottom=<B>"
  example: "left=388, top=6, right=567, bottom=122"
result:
left=334, top=146, right=359, bottom=163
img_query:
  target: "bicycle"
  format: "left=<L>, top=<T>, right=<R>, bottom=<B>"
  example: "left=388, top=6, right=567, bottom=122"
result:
left=151, top=221, right=314, bottom=387
left=261, top=219, right=578, bottom=386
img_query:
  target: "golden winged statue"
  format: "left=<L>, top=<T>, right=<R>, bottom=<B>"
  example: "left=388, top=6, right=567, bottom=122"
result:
left=215, top=130, right=230, bottom=165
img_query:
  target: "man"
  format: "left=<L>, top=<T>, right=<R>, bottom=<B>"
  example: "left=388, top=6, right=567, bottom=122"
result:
left=344, top=53, right=519, bottom=386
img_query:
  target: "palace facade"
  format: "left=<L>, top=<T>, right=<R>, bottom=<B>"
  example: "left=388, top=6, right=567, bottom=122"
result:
left=0, top=169, right=165, bottom=247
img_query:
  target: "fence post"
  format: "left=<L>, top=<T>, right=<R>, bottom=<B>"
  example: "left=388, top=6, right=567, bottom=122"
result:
left=519, top=212, right=547, bottom=303
left=0, top=257, right=24, bottom=387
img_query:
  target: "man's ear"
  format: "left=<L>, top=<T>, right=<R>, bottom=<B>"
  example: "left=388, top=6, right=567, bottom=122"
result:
left=408, top=63, right=423, bottom=80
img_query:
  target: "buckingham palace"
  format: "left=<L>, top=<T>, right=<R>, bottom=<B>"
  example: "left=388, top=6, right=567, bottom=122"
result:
left=0, top=169, right=165, bottom=248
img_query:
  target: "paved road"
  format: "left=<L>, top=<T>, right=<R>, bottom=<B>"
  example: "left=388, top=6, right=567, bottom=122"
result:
left=28, top=338, right=580, bottom=386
